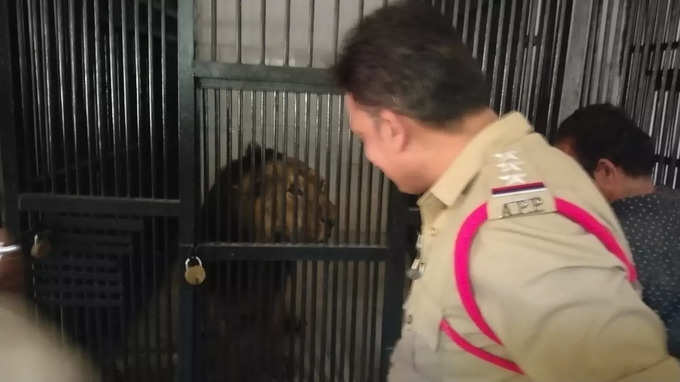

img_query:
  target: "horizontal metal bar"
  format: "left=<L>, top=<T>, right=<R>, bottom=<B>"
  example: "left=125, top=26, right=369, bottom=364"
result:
left=199, top=77, right=339, bottom=95
left=194, top=61, right=335, bottom=87
left=192, top=243, right=390, bottom=261
left=18, top=193, right=181, bottom=216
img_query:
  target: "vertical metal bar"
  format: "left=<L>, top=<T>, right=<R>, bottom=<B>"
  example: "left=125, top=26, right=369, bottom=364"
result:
left=281, top=91, right=288, bottom=242
left=129, top=237, right=138, bottom=380
left=16, top=0, right=32, bottom=187
left=364, top=167, right=373, bottom=244
left=178, top=0, right=198, bottom=376
left=238, top=90, right=244, bottom=241
left=287, top=259, right=297, bottom=378
left=135, top=0, right=143, bottom=196
left=355, top=146, right=364, bottom=244
left=481, top=0, right=494, bottom=72
left=261, top=0, right=266, bottom=64
left=309, top=0, right=316, bottom=67
left=379, top=183, right=407, bottom=380
left=236, top=0, right=242, bottom=63
left=94, top=0, right=106, bottom=195
left=320, top=260, right=330, bottom=379
left=546, top=0, right=568, bottom=138
left=294, top=93, right=300, bottom=242
left=603, top=1, right=624, bottom=103
left=617, top=0, right=634, bottom=104
left=654, top=1, right=676, bottom=183
left=309, top=260, right=319, bottom=380
left=249, top=91, right=256, bottom=241
left=67, top=0, right=80, bottom=194
left=55, top=0, right=69, bottom=194
left=215, top=90, right=222, bottom=240
left=299, top=260, right=308, bottom=379
left=148, top=0, right=155, bottom=198
left=325, top=95, right=332, bottom=242
left=510, top=0, right=530, bottom=111
left=580, top=1, right=598, bottom=106
left=162, top=0, right=167, bottom=199
left=471, top=0, right=482, bottom=58
left=41, top=0, right=56, bottom=192
left=304, top=93, right=312, bottom=242
left=226, top=91, right=232, bottom=242
left=0, top=0, right=22, bottom=237
left=359, top=260, right=370, bottom=381
left=83, top=0, right=95, bottom=194
left=255, top=261, right=264, bottom=370
left=499, top=0, right=518, bottom=114
left=359, top=0, right=364, bottom=19
left=108, top=0, right=120, bottom=196
left=634, top=1, right=659, bottom=124
left=338, top=260, right=348, bottom=379
left=260, top=91, right=266, bottom=241
left=333, top=0, right=340, bottom=63
left=151, top=221, right=160, bottom=373
left=28, top=0, right=43, bottom=180
left=329, top=260, right=339, bottom=380
left=348, top=260, right=359, bottom=381
left=271, top=91, right=278, bottom=242
left=344, top=129, right=353, bottom=244
left=164, top=219, right=172, bottom=379
left=211, top=0, right=216, bottom=61
left=489, top=0, right=506, bottom=109
left=594, top=0, right=615, bottom=104
left=624, top=0, right=645, bottom=112
left=529, top=0, right=551, bottom=123
left=452, top=0, right=460, bottom=29
left=202, top=90, right=209, bottom=239
left=141, top=220, right=150, bottom=380
left=367, top=261, right=380, bottom=380
left=314, top=95, right=322, bottom=242
left=521, top=0, right=541, bottom=115
left=664, top=4, right=680, bottom=186
left=462, top=0, right=471, bottom=44
left=121, top=0, right=131, bottom=197
left=335, top=97, right=344, bottom=244
left=374, top=173, right=385, bottom=244
left=644, top=0, right=668, bottom=138
left=285, top=0, right=291, bottom=66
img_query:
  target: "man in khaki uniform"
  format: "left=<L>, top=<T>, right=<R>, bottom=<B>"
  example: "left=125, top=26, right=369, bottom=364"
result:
left=333, top=2, right=680, bottom=381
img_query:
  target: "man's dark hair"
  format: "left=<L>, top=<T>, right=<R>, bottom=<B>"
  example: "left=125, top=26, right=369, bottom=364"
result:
left=554, top=103, right=655, bottom=177
left=333, top=1, right=490, bottom=125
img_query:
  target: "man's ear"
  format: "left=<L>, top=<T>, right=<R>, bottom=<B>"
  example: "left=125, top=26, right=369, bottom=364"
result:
left=377, top=109, right=408, bottom=151
left=594, top=158, right=618, bottom=181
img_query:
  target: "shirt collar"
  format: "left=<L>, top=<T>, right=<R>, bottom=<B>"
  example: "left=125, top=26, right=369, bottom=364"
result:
left=418, top=112, right=533, bottom=208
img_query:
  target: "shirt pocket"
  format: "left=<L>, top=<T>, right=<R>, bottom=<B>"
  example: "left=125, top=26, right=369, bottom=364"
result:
left=404, top=285, right=444, bottom=351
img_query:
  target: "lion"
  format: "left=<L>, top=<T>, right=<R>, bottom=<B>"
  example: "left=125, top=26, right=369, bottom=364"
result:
left=120, top=143, right=338, bottom=381
left=203, top=143, right=338, bottom=243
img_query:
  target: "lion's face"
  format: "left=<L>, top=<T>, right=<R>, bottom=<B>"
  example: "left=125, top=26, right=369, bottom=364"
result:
left=235, top=157, right=337, bottom=243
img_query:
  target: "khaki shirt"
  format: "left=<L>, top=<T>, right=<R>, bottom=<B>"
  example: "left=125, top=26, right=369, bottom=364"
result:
left=388, top=112, right=680, bottom=382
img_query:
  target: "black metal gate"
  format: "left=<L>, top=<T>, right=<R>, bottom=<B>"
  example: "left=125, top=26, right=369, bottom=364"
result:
left=0, top=0, right=631, bottom=381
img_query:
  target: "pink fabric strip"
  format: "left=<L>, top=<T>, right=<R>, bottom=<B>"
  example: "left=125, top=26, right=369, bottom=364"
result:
left=439, top=319, right=524, bottom=374
left=453, top=203, right=502, bottom=344
left=554, top=198, right=638, bottom=282
left=446, top=198, right=638, bottom=374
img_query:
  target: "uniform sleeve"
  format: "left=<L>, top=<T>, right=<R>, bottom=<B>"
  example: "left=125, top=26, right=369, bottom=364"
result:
left=469, top=212, right=680, bottom=382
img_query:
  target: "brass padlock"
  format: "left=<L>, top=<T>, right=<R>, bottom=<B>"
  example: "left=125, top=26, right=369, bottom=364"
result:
left=30, top=232, right=52, bottom=259
left=184, top=256, right=206, bottom=286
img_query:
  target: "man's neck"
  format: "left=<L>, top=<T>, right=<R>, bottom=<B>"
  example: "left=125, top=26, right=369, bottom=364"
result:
left=419, top=108, right=499, bottom=190
left=619, top=176, right=655, bottom=200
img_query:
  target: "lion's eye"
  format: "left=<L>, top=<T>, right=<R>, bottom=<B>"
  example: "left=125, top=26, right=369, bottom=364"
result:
left=287, top=184, right=303, bottom=196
